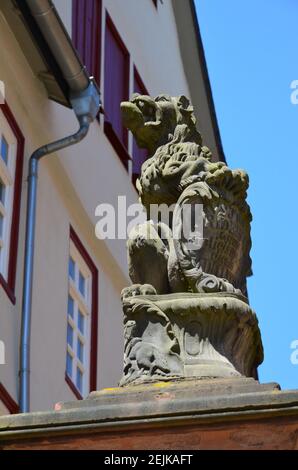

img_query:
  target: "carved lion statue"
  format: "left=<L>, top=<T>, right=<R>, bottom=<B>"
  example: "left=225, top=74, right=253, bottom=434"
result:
left=121, top=94, right=252, bottom=297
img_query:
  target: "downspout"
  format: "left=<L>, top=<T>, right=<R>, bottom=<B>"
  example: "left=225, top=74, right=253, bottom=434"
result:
left=20, top=82, right=101, bottom=414
left=19, top=0, right=102, bottom=413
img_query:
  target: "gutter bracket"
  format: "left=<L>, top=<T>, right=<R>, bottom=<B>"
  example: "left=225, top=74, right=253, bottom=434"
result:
left=70, top=79, right=101, bottom=122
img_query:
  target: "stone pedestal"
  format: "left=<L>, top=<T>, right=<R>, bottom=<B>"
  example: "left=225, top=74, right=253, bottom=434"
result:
left=121, top=293, right=263, bottom=386
left=0, top=378, right=298, bottom=450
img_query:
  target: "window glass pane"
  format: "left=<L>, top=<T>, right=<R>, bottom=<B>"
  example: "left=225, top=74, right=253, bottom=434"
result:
left=69, top=257, right=75, bottom=280
left=0, top=136, right=8, bottom=164
left=67, top=295, right=74, bottom=318
left=77, top=338, right=84, bottom=363
left=66, top=352, right=73, bottom=377
left=76, top=367, right=83, bottom=393
left=79, top=271, right=85, bottom=297
left=78, top=310, right=84, bottom=334
left=67, top=323, right=73, bottom=348
left=0, top=180, right=5, bottom=205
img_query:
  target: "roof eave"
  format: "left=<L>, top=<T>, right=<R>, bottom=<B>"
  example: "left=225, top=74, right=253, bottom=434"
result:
left=172, top=0, right=226, bottom=163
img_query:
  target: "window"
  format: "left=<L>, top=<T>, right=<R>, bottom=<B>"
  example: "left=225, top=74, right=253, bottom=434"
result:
left=0, top=125, right=16, bottom=283
left=132, top=67, right=149, bottom=185
left=72, top=4, right=150, bottom=180
left=65, top=228, right=98, bottom=399
left=104, top=14, right=130, bottom=169
left=0, top=104, right=24, bottom=304
left=72, top=0, right=102, bottom=86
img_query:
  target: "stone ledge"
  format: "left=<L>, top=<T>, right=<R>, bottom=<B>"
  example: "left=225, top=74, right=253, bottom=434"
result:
left=0, top=378, right=298, bottom=450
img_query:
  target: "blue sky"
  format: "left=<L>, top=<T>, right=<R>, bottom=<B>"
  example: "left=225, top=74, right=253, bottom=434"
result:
left=195, top=0, right=298, bottom=389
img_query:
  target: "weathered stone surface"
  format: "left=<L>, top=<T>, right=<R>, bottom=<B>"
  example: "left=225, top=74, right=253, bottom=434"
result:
left=121, top=94, right=252, bottom=297
left=121, top=293, right=263, bottom=386
left=0, top=379, right=298, bottom=450
left=120, top=94, right=262, bottom=385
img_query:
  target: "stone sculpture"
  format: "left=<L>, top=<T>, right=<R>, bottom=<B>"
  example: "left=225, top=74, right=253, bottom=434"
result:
left=120, top=94, right=263, bottom=386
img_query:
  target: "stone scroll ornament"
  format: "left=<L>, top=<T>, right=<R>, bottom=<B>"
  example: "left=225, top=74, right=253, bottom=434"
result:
left=120, top=94, right=263, bottom=386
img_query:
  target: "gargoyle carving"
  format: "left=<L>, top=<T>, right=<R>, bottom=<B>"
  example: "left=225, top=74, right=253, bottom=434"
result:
left=121, top=94, right=252, bottom=297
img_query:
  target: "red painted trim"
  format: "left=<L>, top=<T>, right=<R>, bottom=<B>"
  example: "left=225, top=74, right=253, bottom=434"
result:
left=0, top=274, right=15, bottom=304
left=0, top=383, right=19, bottom=414
left=104, top=12, right=130, bottom=151
left=0, top=102, right=24, bottom=305
left=104, top=121, right=131, bottom=171
left=66, top=227, right=98, bottom=397
left=90, top=266, right=98, bottom=392
left=65, top=374, right=83, bottom=401
left=133, top=65, right=149, bottom=96
left=105, top=13, right=129, bottom=82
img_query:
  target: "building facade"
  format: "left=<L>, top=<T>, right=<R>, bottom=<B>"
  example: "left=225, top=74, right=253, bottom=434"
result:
left=0, top=0, right=224, bottom=414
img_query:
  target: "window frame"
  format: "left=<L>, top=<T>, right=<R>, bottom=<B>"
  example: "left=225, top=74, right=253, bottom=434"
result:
left=104, top=12, right=131, bottom=170
left=72, top=0, right=102, bottom=87
left=0, top=103, right=24, bottom=305
left=72, top=3, right=153, bottom=181
left=65, top=227, right=98, bottom=400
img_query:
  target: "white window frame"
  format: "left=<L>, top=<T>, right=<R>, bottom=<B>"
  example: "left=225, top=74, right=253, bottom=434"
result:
left=0, top=110, right=17, bottom=281
left=66, top=240, right=92, bottom=398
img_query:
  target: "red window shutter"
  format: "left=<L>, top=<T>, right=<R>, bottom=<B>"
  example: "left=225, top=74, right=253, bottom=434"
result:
left=104, top=15, right=129, bottom=149
left=72, top=0, right=102, bottom=85
left=132, top=67, right=149, bottom=183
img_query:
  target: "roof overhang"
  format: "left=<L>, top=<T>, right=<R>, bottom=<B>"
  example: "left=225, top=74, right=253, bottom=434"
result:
left=172, top=0, right=225, bottom=162
left=0, top=0, right=91, bottom=108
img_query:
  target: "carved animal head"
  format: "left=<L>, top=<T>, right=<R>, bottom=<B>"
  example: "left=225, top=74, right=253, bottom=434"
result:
left=121, top=94, right=202, bottom=155
left=121, top=94, right=249, bottom=222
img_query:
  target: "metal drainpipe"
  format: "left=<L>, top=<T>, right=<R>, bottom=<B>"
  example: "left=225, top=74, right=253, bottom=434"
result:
left=25, top=0, right=90, bottom=93
left=19, top=81, right=101, bottom=413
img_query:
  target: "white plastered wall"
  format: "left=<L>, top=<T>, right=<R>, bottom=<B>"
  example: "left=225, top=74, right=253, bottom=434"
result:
left=0, top=0, right=196, bottom=412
